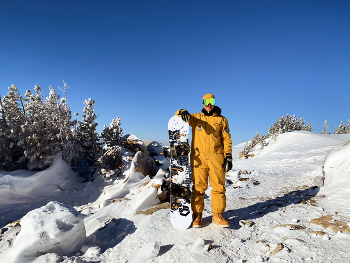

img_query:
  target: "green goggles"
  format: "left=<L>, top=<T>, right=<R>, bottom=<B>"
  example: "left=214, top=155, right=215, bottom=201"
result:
left=203, top=98, right=215, bottom=106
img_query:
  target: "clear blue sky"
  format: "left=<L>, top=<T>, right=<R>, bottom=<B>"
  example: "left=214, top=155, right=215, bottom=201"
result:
left=1, top=0, right=349, bottom=145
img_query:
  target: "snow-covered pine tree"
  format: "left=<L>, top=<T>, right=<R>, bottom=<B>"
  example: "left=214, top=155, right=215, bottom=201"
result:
left=253, top=132, right=265, bottom=150
left=241, top=132, right=267, bottom=158
left=291, top=115, right=299, bottom=130
left=241, top=141, right=253, bottom=159
left=22, top=85, right=51, bottom=169
left=298, top=117, right=305, bottom=130
left=73, top=98, right=102, bottom=177
left=54, top=82, right=77, bottom=166
left=249, top=132, right=259, bottom=151
left=20, top=85, right=74, bottom=170
left=260, top=134, right=267, bottom=147
left=346, top=119, right=350, bottom=134
left=267, top=114, right=311, bottom=139
left=335, top=121, right=346, bottom=134
left=267, top=125, right=275, bottom=140
left=0, top=85, right=27, bottom=169
left=0, top=97, right=10, bottom=169
left=1, top=83, right=105, bottom=173
left=276, top=116, right=284, bottom=134
left=19, top=83, right=78, bottom=170
left=0, top=96, right=18, bottom=170
left=321, top=120, right=329, bottom=134
left=100, top=117, right=123, bottom=147
left=304, top=122, right=313, bottom=132
left=283, top=114, right=292, bottom=132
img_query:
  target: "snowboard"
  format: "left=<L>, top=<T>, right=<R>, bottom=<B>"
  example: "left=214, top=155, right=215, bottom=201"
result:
left=168, top=115, right=192, bottom=230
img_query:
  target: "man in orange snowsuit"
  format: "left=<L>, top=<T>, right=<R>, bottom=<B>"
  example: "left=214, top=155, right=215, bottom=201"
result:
left=175, top=93, right=232, bottom=228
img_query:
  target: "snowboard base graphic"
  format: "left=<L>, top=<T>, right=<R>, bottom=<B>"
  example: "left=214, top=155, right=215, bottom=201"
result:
left=168, top=115, right=192, bottom=230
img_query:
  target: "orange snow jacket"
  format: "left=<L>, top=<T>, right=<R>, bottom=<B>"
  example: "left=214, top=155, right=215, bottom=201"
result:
left=176, top=106, right=232, bottom=162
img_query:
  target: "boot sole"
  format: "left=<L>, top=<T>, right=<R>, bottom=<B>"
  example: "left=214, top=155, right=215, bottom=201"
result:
left=212, top=222, right=230, bottom=228
left=192, top=225, right=202, bottom=228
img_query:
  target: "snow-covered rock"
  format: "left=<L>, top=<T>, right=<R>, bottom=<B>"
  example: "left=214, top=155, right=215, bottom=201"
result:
left=146, top=141, right=164, bottom=156
left=190, top=238, right=206, bottom=253
left=120, top=134, right=148, bottom=154
left=5, top=201, right=85, bottom=263
left=131, top=151, right=158, bottom=178
left=134, top=242, right=160, bottom=263
left=32, top=253, right=60, bottom=263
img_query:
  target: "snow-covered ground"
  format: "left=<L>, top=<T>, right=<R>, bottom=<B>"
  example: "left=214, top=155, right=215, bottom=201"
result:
left=1, top=131, right=350, bottom=263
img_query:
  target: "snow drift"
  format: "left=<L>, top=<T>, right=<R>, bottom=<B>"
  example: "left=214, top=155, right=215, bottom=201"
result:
left=2, top=202, right=85, bottom=263
left=319, top=141, right=350, bottom=217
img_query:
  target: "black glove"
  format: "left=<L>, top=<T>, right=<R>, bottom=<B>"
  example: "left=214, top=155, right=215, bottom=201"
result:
left=223, top=153, right=232, bottom=172
left=178, top=109, right=191, bottom=122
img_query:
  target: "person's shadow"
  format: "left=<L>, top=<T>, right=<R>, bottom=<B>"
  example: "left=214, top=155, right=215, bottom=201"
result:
left=202, top=186, right=319, bottom=230
left=85, top=217, right=136, bottom=253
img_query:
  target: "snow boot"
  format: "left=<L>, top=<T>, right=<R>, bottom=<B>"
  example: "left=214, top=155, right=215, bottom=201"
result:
left=192, top=213, right=202, bottom=228
left=212, top=213, right=230, bottom=228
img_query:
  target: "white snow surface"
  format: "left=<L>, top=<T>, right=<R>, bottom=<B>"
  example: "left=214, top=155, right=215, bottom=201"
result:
left=2, top=201, right=85, bottom=263
left=0, top=131, right=350, bottom=262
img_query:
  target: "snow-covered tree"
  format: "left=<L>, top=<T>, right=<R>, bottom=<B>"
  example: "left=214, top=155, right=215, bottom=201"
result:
left=321, top=120, right=329, bottom=134
left=267, top=114, right=311, bottom=140
left=291, top=115, right=299, bottom=130
left=0, top=82, right=107, bottom=174
left=100, top=117, right=123, bottom=147
left=304, top=122, right=313, bottom=132
left=276, top=116, right=284, bottom=133
left=283, top=114, right=292, bottom=133
left=73, top=98, right=102, bottom=177
left=335, top=121, right=346, bottom=134
left=0, top=85, right=27, bottom=169
left=298, top=117, right=305, bottom=128
left=267, top=124, right=278, bottom=140
left=23, top=86, right=56, bottom=169
left=241, top=131, right=269, bottom=158
left=241, top=141, right=253, bottom=159
left=241, top=113, right=315, bottom=157
left=20, top=85, right=76, bottom=170
left=346, top=119, right=350, bottom=134
left=253, top=132, right=267, bottom=150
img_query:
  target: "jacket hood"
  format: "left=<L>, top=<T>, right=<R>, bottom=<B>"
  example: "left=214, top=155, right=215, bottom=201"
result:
left=202, top=106, right=221, bottom=116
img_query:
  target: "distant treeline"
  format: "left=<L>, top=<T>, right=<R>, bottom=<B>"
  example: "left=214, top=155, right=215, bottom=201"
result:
left=241, top=114, right=350, bottom=158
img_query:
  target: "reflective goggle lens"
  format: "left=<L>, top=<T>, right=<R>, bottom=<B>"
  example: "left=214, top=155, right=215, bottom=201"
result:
left=203, top=98, right=215, bottom=106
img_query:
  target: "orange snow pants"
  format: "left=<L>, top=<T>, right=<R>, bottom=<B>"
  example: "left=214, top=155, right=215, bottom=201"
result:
left=191, top=154, right=226, bottom=214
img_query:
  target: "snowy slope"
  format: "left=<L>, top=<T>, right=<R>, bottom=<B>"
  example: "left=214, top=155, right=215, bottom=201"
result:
left=1, top=131, right=350, bottom=263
